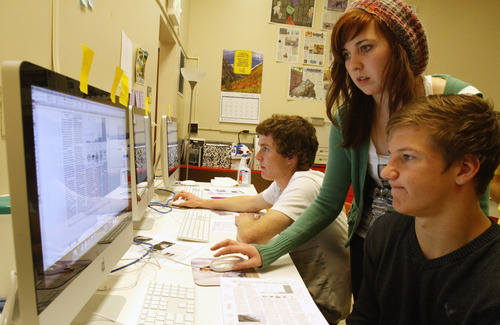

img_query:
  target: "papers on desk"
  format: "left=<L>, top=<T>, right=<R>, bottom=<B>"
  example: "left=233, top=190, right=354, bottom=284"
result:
left=220, top=278, right=329, bottom=325
left=132, top=235, right=207, bottom=269
left=204, top=187, right=247, bottom=198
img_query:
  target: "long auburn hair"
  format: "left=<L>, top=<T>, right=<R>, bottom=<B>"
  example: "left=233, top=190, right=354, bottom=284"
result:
left=327, top=9, right=418, bottom=148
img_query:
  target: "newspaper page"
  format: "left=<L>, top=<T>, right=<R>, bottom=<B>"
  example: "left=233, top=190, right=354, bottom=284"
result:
left=288, top=66, right=331, bottom=102
left=303, top=30, right=327, bottom=66
left=276, top=27, right=300, bottom=63
left=220, top=277, right=328, bottom=325
left=320, top=0, right=347, bottom=30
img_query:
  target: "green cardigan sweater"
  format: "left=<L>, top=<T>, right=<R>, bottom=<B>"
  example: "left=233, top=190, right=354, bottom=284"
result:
left=255, top=74, right=489, bottom=268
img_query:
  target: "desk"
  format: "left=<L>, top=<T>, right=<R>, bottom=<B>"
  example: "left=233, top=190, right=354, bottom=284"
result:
left=76, top=183, right=308, bottom=325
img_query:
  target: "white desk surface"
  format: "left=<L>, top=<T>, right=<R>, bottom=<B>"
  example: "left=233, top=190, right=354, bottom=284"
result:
left=80, top=183, right=305, bottom=325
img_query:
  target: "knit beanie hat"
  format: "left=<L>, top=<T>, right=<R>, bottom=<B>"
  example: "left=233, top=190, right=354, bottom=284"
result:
left=346, top=0, right=428, bottom=75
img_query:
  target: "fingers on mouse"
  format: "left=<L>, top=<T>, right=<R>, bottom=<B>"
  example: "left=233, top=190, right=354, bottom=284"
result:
left=209, top=255, right=246, bottom=272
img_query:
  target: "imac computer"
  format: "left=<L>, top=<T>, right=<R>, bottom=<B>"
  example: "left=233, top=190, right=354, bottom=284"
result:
left=128, top=106, right=155, bottom=230
left=160, top=115, right=180, bottom=189
left=2, top=61, right=133, bottom=325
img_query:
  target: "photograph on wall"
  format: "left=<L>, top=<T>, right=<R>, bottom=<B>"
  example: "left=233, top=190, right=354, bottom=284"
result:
left=303, top=30, right=326, bottom=66
left=321, top=0, right=347, bottom=30
left=288, top=66, right=330, bottom=102
left=270, top=0, right=316, bottom=28
left=220, top=49, right=264, bottom=124
left=276, top=27, right=301, bottom=63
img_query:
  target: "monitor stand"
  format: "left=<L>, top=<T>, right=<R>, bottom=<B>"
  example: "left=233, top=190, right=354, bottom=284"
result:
left=71, top=294, right=126, bottom=324
left=133, top=217, right=155, bottom=230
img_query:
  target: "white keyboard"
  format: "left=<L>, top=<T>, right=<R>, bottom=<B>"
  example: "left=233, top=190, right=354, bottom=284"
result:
left=181, top=186, right=203, bottom=198
left=138, top=281, right=196, bottom=325
left=177, top=210, right=210, bottom=242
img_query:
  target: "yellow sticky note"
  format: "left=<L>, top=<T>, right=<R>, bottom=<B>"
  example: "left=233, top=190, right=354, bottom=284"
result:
left=110, top=66, right=124, bottom=103
left=80, top=44, right=94, bottom=94
left=119, top=73, right=130, bottom=107
left=145, top=95, right=151, bottom=115
left=233, top=50, right=252, bottom=75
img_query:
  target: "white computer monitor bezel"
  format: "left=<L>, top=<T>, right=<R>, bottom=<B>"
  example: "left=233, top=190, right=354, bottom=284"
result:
left=128, top=105, right=156, bottom=229
left=160, top=115, right=180, bottom=189
left=2, top=61, right=133, bottom=325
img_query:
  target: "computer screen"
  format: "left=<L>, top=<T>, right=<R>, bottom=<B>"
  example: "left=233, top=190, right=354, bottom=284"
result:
left=161, top=115, right=180, bottom=189
left=2, top=61, right=133, bottom=325
left=128, top=106, right=155, bottom=230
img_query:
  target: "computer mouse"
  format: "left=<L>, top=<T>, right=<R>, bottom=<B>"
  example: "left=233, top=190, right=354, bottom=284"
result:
left=180, top=180, right=197, bottom=186
left=209, top=255, right=246, bottom=272
left=171, top=198, right=186, bottom=206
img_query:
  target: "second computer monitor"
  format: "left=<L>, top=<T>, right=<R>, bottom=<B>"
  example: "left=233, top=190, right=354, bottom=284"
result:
left=161, top=115, right=180, bottom=189
left=128, top=106, right=155, bottom=229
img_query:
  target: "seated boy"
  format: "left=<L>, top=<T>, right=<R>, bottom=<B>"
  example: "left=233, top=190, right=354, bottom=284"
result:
left=174, top=114, right=352, bottom=323
left=347, top=94, right=500, bottom=324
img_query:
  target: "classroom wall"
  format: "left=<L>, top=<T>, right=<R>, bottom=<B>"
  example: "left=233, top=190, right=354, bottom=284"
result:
left=184, top=0, right=500, bottom=146
left=1, top=0, right=499, bottom=195
left=0, top=0, right=189, bottom=195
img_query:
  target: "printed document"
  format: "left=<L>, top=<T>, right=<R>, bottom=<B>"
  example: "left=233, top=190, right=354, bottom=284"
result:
left=220, top=278, right=328, bottom=325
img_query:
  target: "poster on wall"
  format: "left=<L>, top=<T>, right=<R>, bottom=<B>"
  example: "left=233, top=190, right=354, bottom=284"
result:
left=135, top=48, right=148, bottom=86
left=303, top=30, right=327, bottom=66
left=276, top=27, right=301, bottom=63
left=270, top=0, right=316, bottom=28
left=288, top=66, right=330, bottom=102
left=220, top=49, right=264, bottom=124
left=321, top=0, right=347, bottom=30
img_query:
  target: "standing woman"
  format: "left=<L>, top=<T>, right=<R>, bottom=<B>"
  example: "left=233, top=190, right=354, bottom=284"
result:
left=212, top=0, right=487, bottom=301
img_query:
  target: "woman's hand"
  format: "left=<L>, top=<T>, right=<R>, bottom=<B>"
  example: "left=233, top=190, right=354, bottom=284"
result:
left=210, top=239, right=263, bottom=270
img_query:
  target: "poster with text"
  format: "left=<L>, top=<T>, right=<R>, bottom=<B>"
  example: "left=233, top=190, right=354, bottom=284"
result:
left=220, top=50, right=264, bottom=124
left=288, top=66, right=330, bottom=102
left=321, top=0, right=347, bottom=30
left=303, top=30, right=327, bottom=66
left=270, top=0, right=316, bottom=28
left=276, top=27, right=300, bottom=63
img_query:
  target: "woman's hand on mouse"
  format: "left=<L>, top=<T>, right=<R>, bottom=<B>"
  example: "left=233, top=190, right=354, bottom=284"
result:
left=210, top=239, right=262, bottom=270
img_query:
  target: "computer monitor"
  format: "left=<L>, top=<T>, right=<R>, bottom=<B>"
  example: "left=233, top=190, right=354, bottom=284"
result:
left=2, top=61, right=133, bottom=325
left=160, top=115, right=180, bottom=189
left=128, top=106, right=155, bottom=230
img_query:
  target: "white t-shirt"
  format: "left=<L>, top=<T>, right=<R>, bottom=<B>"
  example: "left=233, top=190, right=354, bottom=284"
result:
left=262, top=170, right=324, bottom=221
left=262, top=169, right=352, bottom=322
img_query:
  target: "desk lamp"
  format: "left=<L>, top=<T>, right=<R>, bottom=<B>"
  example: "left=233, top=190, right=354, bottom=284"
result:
left=181, top=67, right=207, bottom=180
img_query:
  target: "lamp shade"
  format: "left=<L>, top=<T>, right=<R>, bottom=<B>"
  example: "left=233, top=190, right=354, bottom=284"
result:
left=181, top=67, right=207, bottom=82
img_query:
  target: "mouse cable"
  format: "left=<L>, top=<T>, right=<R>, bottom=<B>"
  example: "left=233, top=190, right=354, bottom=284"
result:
left=110, top=239, right=154, bottom=273
left=148, top=202, right=173, bottom=214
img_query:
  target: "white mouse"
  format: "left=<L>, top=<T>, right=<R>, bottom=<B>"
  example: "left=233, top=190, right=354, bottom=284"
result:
left=171, top=198, right=186, bottom=206
left=209, top=255, right=246, bottom=272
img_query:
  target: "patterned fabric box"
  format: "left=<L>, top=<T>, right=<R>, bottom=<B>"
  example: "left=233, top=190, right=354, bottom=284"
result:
left=202, top=144, right=232, bottom=169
